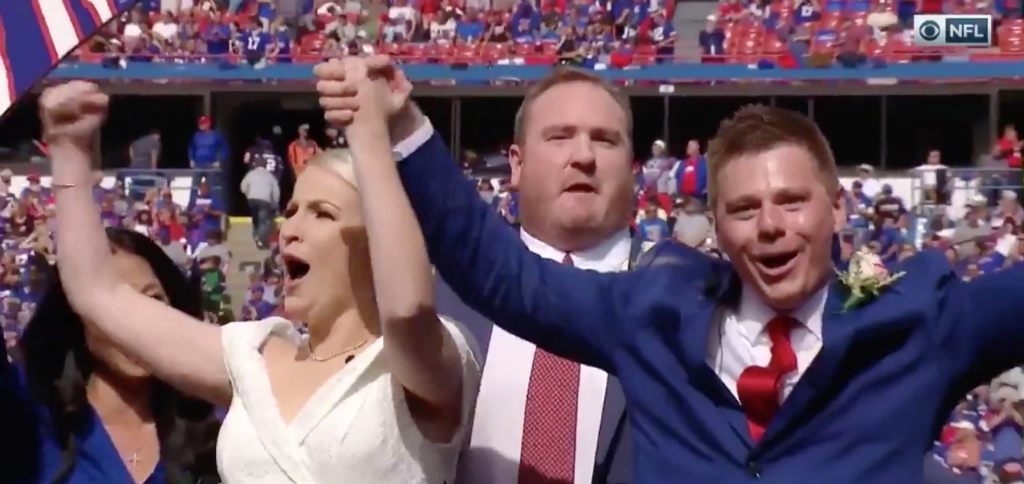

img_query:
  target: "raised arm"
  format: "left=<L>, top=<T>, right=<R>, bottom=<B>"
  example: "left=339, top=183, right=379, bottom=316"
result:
left=933, top=248, right=1024, bottom=380
left=315, top=58, right=633, bottom=370
left=42, top=83, right=230, bottom=405
left=342, top=69, right=473, bottom=419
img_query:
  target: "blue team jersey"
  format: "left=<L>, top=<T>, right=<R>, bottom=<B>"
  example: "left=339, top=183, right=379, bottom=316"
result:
left=243, top=30, right=271, bottom=53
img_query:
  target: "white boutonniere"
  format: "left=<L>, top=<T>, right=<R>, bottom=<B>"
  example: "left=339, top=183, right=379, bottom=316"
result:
left=836, top=250, right=905, bottom=311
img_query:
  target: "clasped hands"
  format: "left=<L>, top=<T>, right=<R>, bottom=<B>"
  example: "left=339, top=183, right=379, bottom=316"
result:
left=313, top=55, right=412, bottom=138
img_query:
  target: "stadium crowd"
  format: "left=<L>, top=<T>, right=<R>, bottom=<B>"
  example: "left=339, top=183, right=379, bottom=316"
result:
left=11, top=0, right=1024, bottom=475
left=64, top=0, right=1024, bottom=70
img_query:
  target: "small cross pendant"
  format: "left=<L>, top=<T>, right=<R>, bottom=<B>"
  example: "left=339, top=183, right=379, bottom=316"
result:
left=126, top=452, right=141, bottom=470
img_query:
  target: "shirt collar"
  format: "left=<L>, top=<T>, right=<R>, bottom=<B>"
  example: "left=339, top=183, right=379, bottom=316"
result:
left=736, top=282, right=828, bottom=343
left=520, top=228, right=632, bottom=272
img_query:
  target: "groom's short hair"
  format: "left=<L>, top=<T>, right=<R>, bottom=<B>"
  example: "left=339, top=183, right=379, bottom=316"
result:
left=706, top=105, right=838, bottom=206
left=513, top=67, right=632, bottom=146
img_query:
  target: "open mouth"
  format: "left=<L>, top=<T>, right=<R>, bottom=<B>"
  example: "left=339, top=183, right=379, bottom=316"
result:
left=282, top=255, right=311, bottom=281
left=755, top=250, right=799, bottom=276
left=564, top=183, right=597, bottom=194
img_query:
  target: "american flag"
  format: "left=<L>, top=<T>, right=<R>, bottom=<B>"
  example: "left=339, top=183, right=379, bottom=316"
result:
left=0, top=0, right=140, bottom=118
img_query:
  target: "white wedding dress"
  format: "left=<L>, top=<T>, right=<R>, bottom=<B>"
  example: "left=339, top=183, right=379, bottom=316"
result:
left=215, top=317, right=481, bottom=484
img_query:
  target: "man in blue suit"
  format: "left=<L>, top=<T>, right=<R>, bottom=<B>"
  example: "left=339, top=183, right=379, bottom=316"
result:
left=438, top=68, right=646, bottom=484
left=315, top=58, right=1024, bottom=484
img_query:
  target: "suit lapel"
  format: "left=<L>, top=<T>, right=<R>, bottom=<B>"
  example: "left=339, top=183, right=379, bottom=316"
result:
left=594, top=376, right=627, bottom=481
left=757, top=279, right=854, bottom=450
left=680, top=264, right=754, bottom=453
left=757, top=272, right=914, bottom=451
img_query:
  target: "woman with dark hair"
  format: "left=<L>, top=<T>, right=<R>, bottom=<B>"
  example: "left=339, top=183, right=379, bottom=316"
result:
left=0, top=228, right=220, bottom=484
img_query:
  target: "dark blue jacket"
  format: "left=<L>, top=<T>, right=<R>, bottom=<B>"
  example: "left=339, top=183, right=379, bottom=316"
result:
left=188, top=130, right=227, bottom=167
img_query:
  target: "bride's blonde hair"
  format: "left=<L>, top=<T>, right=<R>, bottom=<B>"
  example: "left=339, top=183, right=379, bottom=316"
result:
left=307, top=149, right=359, bottom=190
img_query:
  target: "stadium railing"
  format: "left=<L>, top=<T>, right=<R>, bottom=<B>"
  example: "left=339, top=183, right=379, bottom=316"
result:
left=116, top=168, right=226, bottom=216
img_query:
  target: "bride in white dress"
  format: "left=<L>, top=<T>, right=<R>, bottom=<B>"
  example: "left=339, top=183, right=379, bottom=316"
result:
left=39, top=81, right=481, bottom=484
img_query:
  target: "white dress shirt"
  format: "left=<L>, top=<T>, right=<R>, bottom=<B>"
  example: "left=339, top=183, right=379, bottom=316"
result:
left=390, top=117, right=631, bottom=484
left=706, top=284, right=828, bottom=401
left=454, top=229, right=631, bottom=484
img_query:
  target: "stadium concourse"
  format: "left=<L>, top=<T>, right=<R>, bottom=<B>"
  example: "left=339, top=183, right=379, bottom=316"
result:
left=2, top=0, right=1024, bottom=481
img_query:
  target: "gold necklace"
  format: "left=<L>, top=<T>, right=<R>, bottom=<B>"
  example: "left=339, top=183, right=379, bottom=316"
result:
left=308, top=338, right=370, bottom=363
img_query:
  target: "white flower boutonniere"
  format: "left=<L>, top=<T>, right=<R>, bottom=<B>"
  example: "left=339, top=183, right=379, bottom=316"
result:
left=836, top=250, right=905, bottom=311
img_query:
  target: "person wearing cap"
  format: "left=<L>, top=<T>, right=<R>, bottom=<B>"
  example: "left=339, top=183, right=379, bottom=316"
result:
left=952, top=195, right=993, bottom=259
left=188, top=115, right=228, bottom=182
left=856, top=163, right=882, bottom=198
left=287, top=123, right=320, bottom=177
left=642, top=139, right=672, bottom=193
left=982, top=385, right=1024, bottom=472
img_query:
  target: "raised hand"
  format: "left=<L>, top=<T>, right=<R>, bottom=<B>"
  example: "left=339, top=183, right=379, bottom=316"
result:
left=314, top=55, right=412, bottom=129
left=39, top=81, right=109, bottom=152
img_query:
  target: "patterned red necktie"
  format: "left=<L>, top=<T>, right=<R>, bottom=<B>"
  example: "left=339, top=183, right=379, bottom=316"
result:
left=736, top=315, right=798, bottom=443
left=517, top=253, right=580, bottom=484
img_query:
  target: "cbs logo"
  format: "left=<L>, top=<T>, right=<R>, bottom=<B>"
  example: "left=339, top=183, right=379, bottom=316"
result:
left=917, top=19, right=943, bottom=42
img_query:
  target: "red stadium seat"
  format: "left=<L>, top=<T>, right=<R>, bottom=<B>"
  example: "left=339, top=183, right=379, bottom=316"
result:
left=634, top=44, right=657, bottom=65
left=481, top=42, right=510, bottom=63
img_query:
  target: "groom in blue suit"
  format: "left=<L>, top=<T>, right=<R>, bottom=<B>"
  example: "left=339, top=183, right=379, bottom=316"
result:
left=315, top=60, right=1024, bottom=484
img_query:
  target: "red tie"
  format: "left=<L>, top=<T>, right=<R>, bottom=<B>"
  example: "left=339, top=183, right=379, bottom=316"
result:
left=736, top=315, right=798, bottom=443
left=517, top=253, right=580, bottom=484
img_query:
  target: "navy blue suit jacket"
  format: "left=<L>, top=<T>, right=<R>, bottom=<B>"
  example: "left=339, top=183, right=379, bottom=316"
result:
left=399, top=132, right=1024, bottom=484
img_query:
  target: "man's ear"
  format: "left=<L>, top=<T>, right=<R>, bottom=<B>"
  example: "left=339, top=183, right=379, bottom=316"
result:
left=831, top=187, right=846, bottom=234
left=509, top=144, right=523, bottom=191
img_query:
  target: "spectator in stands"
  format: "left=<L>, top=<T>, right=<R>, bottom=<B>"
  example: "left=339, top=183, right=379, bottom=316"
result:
left=673, top=139, right=707, bottom=200
left=952, top=195, right=992, bottom=258
left=187, top=179, right=226, bottom=248
left=698, top=16, right=726, bottom=57
left=999, top=125, right=1024, bottom=168
left=129, top=128, right=161, bottom=169
left=287, top=124, right=320, bottom=176
left=240, top=157, right=280, bottom=249
left=994, top=190, right=1024, bottom=225
left=641, top=139, right=672, bottom=192
left=238, top=16, right=275, bottom=68
left=793, top=0, right=822, bottom=25
left=672, top=197, right=711, bottom=247
left=244, top=134, right=284, bottom=179
left=915, top=149, right=949, bottom=206
left=856, top=163, right=882, bottom=198
left=245, top=284, right=275, bottom=319
left=193, top=229, right=230, bottom=270
left=649, top=9, right=676, bottom=62
left=637, top=201, right=670, bottom=242
left=945, top=421, right=984, bottom=478
left=0, top=168, right=12, bottom=195
left=99, top=194, right=122, bottom=228
left=188, top=115, right=227, bottom=181
left=1, top=229, right=220, bottom=484
left=870, top=213, right=904, bottom=264
left=846, top=180, right=873, bottom=230
left=152, top=10, right=180, bottom=44
left=156, top=205, right=186, bottom=245
left=456, top=8, right=488, bottom=42
left=873, top=184, right=907, bottom=227
left=156, top=225, right=191, bottom=271
left=198, top=253, right=227, bottom=315
left=202, top=11, right=233, bottom=56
